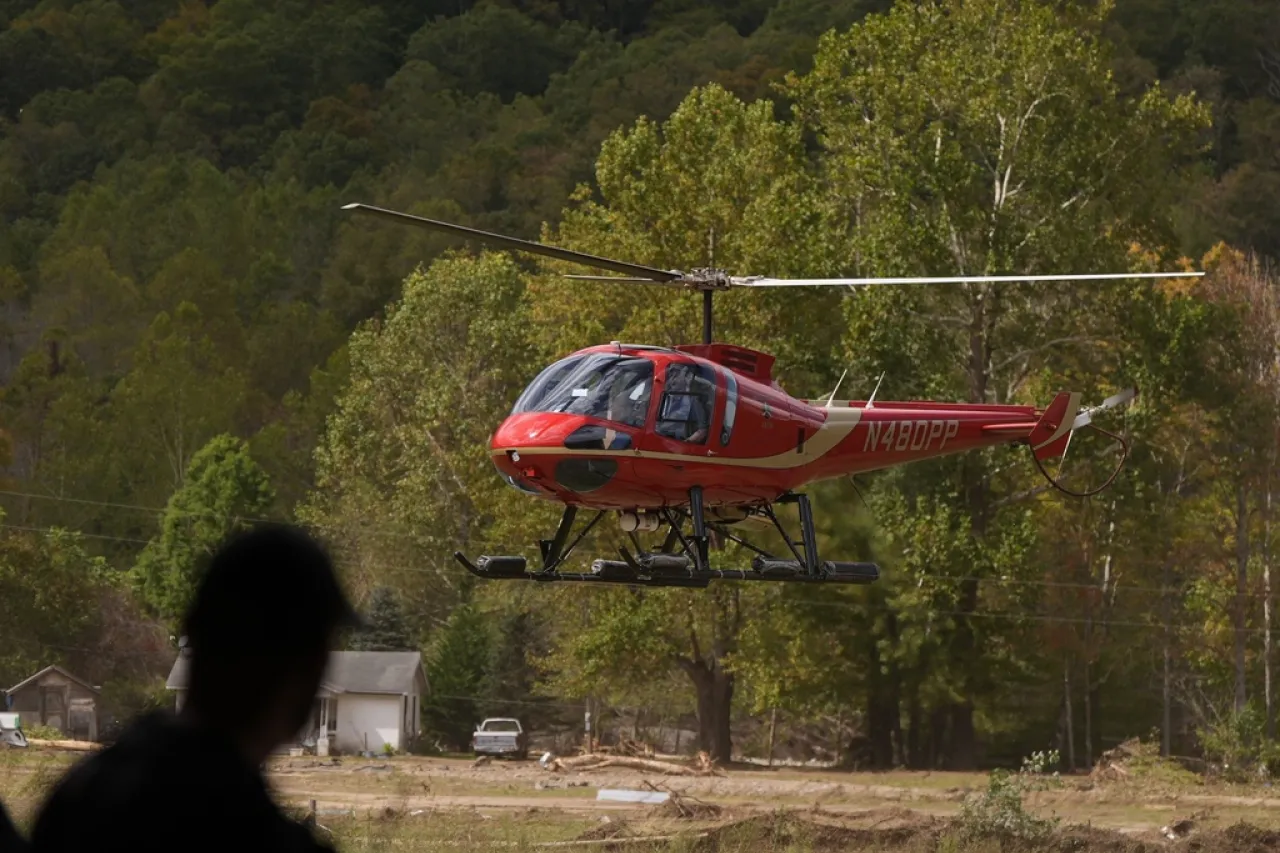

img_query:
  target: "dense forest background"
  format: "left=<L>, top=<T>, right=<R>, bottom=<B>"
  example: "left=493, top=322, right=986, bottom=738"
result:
left=2, top=0, right=1279, bottom=772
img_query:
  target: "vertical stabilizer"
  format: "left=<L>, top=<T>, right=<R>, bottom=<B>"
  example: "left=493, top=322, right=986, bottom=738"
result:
left=1028, top=392, right=1082, bottom=461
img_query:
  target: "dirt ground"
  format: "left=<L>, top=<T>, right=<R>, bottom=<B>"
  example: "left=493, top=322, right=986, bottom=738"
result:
left=12, top=747, right=1280, bottom=850
left=261, top=753, right=1280, bottom=841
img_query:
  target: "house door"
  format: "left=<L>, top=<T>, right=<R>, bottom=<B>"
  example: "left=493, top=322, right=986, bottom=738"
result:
left=41, top=688, right=65, bottom=733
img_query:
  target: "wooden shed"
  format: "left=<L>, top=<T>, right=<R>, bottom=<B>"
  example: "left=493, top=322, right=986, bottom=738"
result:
left=4, top=665, right=101, bottom=742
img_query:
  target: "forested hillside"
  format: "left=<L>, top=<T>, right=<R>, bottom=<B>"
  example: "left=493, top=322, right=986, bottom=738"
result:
left=1, top=0, right=1279, bottom=771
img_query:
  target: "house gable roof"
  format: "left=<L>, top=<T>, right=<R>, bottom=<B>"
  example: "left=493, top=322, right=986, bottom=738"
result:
left=165, top=649, right=425, bottom=696
left=5, top=665, right=100, bottom=697
left=324, top=651, right=425, bottom=695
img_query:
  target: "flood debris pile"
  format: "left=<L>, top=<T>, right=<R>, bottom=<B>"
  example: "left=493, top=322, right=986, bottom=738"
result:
left=643, top=783, right=722, bottom=820
left=545, top=749, right=722, bottom=777
left=1091, top=738, right=1200, bottom=787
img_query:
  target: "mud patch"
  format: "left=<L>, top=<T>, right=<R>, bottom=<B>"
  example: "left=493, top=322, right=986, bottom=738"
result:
left=1047, top=825, right=1160, bottom=853
left=687, top=812, right=1173, bottom=853
left=691, top=812, right=932, bottom=852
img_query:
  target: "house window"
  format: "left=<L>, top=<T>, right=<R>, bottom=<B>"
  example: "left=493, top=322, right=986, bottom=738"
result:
left=327, top=699, right=337, bottom=734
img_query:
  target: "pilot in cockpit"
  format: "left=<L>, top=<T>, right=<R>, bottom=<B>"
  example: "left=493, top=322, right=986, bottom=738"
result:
left=657, top=366, right=709, bottom=444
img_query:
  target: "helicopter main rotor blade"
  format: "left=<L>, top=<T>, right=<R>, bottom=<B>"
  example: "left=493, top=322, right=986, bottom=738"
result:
left=562, top=274, right=686, bottom=286
left=732, top=271, right=1204, bottom=287
left=341, top=203, right=680, bottom=282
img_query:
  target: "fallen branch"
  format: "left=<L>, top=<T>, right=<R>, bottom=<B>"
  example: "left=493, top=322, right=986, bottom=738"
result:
left=550, top=750, right=722, bottom=777
left=642, top=780, right=722, bottom=819
left=552, top=756, right=708, bottom=776
left=534, top=834, right=709, bottom=848
left=25, top=739, right=100, bottom=751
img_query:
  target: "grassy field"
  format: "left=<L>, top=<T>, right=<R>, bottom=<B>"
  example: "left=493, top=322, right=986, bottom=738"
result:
left=7, top=744, right=1280, bottom=851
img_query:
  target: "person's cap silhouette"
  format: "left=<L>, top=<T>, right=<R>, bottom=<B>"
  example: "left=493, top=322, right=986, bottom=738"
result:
left=181, top=523, right=364, bottom=756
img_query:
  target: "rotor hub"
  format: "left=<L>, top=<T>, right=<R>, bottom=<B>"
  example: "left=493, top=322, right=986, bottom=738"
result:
left=680, top=268, right=734, bottom=291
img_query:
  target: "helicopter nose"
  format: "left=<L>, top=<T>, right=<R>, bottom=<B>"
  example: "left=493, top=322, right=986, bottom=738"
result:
left=491, top=412, right=578, bottom=451
left=490, top=413, right=621, bottom=495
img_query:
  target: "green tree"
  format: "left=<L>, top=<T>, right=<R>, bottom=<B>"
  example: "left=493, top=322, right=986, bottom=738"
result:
left=531, top=83, right=851, bottom=764
left=349, top=584, right=413, bottom=651
left=483, top=606, right=550, bottom=727
left=0, top=519, right=110, bottom=687
left=422, top=600, right=493, bottom=752
left=779, top=0, right=1211, bottom=768
left=132, top=434, right=276, bottom=627
left=0, top=516, right=168, bottom=703
left=541, top=81, right=838, bottom=387
left=301, top=251, right=543, bottom=617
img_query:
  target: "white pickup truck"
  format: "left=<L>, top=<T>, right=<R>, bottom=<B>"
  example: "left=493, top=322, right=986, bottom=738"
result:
left=472, top=718, right=528, bottom=760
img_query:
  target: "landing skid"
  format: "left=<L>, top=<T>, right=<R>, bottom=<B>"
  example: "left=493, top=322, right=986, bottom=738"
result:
left=453, top=489, right=880, bottom=588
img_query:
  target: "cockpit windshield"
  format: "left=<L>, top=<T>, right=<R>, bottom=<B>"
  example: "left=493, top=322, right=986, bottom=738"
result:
left=511, top=353, right=654, bottom=429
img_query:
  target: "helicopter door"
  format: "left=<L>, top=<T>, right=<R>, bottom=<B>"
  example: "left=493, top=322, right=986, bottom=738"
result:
left=652, top=361, right=718, bottom=447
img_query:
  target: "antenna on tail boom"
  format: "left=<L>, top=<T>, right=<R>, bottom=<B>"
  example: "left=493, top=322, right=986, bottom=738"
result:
left=865, top=372, right=886, bottom=409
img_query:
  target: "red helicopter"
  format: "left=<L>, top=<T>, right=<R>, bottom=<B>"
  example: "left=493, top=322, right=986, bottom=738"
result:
left=343, top=203, right=1201, bottom=588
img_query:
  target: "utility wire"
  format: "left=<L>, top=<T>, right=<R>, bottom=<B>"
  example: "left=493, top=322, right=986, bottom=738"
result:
left=3, top=517, right=1272, bottom=636
left=0, top=489, right=1257, bottom=600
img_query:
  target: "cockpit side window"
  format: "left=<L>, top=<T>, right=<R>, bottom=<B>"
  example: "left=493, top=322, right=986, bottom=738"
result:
left=511, top=354, right=653, bottom=429
left=656, top=362, right=716, bottom=444
left=721, top=370, right=738, bottom=447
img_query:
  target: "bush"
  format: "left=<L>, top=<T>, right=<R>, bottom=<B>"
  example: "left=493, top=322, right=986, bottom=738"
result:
left=956, top=750, right=1062, bottom=842
left=1198, top=702, right=1280, bottom=782
left=23, top=724, right=63, bottom=741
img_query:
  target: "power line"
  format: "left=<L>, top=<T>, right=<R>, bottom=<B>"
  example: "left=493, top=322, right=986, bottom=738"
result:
left=7, top=516, right=1276, bottom=637
left=0, top=488, right=1258, bottom=600
left=7, top=496, right=1280, bottom=635
left=0, top=522, right=151, bottom=546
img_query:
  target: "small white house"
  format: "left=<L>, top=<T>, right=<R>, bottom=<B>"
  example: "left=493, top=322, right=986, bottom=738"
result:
left=166, top=649, right=428, bottom=755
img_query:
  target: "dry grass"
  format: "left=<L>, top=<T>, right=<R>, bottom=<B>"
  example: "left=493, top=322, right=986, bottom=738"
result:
left=9, top=745, right=1280, bottom=851
left=306, top=809, right=1280, bottom=853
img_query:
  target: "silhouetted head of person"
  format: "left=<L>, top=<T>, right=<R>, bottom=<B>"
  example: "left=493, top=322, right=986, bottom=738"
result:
left=180, top=524, right=361, bottom=763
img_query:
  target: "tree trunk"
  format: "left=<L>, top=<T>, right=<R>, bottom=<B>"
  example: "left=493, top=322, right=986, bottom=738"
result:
left=946, top=575, right=981, bottom=770
left=834, top=711, right=845, bottom=767
left=906, top=686, right=922, bottom=769
left=687, top=665, right=734, bottom=765
left=950, top=703, right=977, bottom=770
left=1162, top=558, right=1173, bottom=757
left=866, top=681, right=898, bottom=769
left=767, top=708, right=778, bottom=768
left=929, top=706, right=949, bottom=770
left=865, top=617, right=900, bottom=769
left=943, top=288, right=993, bottom=773
left=1083, top=658, right=1093, bottom=767
left=1266, top=472, right=1274, bottom=739
left=1236, top=479, right=1251, bottom=713
left=1064, top=656, right=1075, bottom=772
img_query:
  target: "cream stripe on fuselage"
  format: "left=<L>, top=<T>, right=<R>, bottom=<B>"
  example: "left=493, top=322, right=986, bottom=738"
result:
left=493, top=407, right=863, bottom=470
